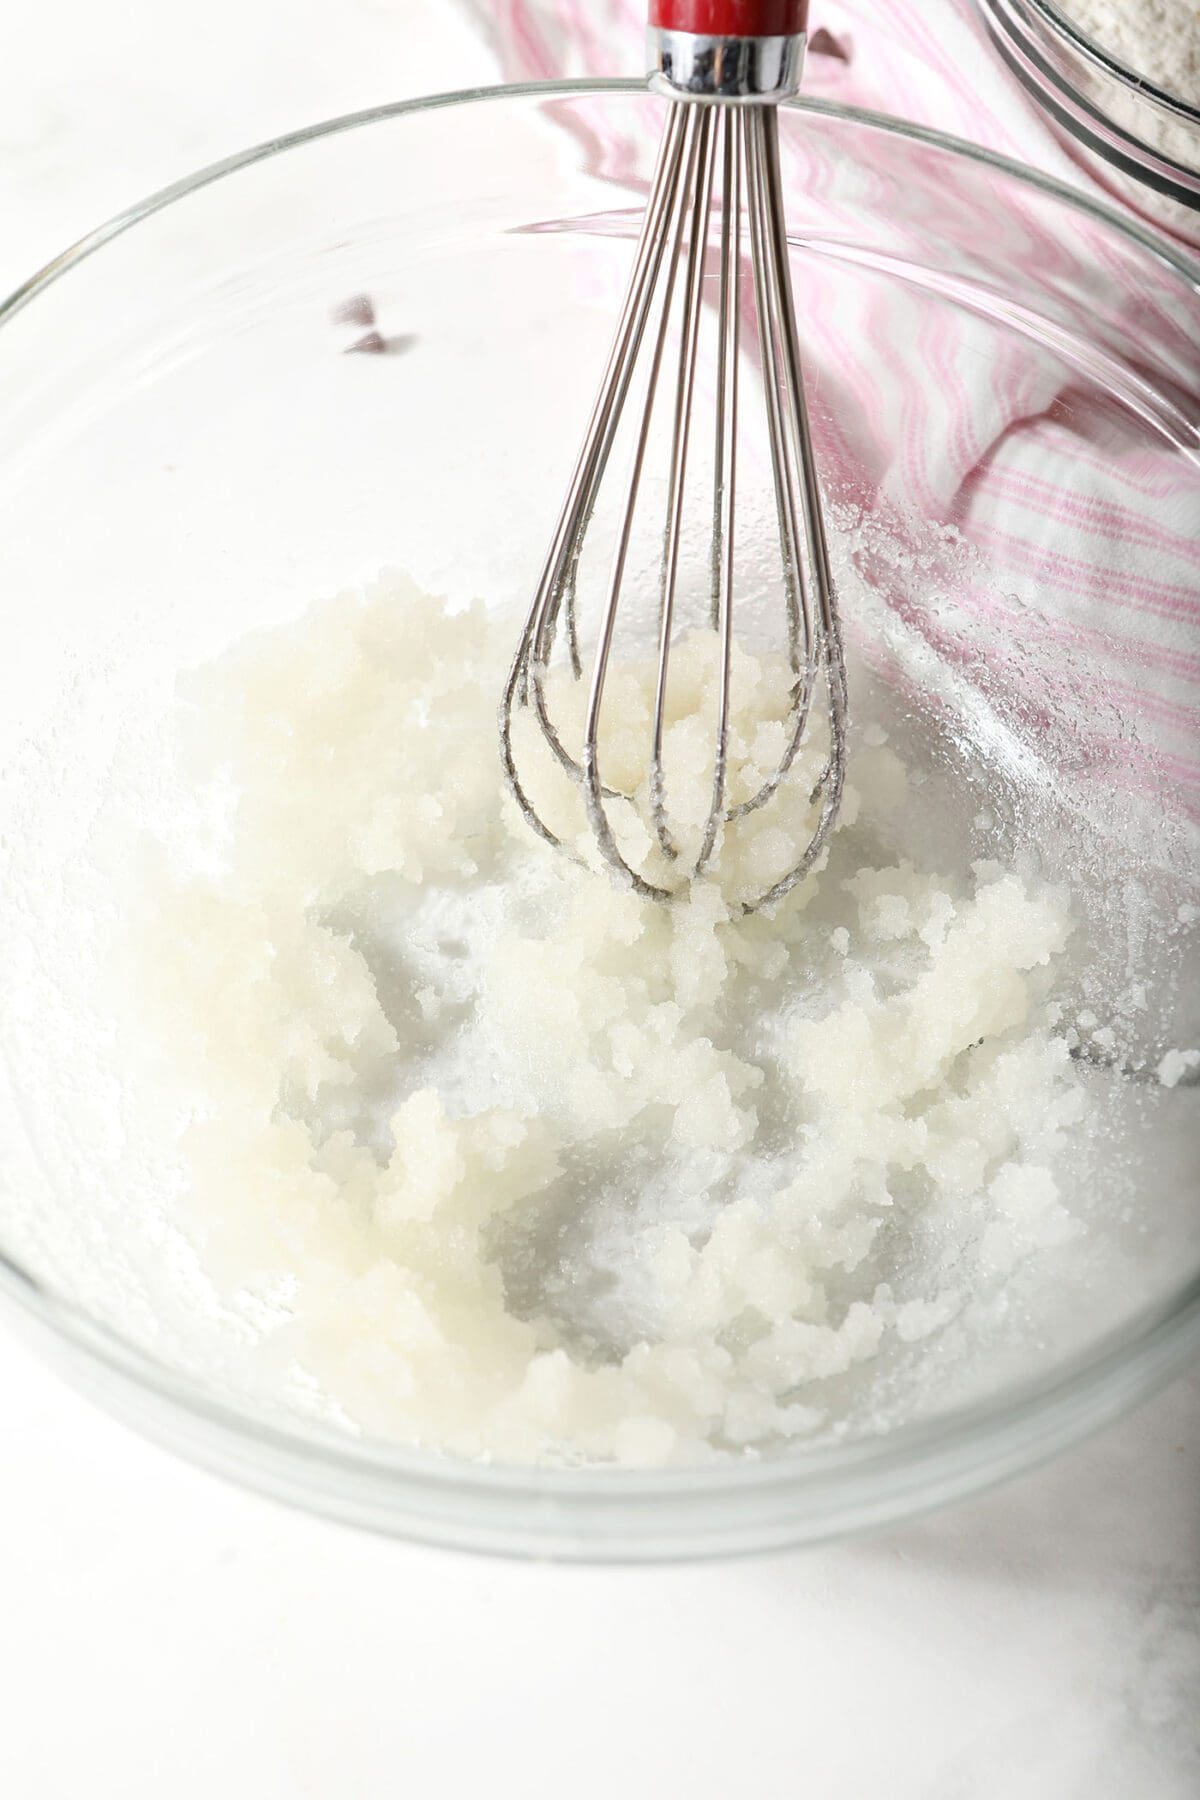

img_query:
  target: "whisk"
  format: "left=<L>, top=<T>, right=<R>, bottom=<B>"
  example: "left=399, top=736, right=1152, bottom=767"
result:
left=500, top=0, right=847, bottom=912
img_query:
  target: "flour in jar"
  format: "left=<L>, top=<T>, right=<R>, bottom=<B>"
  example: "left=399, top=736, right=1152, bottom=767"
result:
left=1060, top=0, right=1200, bottom=102
left=120, top=571, right=1090, bottom=1467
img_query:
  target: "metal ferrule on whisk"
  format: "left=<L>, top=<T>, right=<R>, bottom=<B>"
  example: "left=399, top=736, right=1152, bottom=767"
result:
left=649, top=1, right=808, bottom=101
left=649, top=33, right=806, bottom=101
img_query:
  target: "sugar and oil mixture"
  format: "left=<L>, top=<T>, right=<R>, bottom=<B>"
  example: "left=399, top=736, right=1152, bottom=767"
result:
left=112, top=570, right=1101, bottom=1467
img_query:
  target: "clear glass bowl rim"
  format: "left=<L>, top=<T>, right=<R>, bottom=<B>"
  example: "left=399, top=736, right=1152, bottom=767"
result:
left=1, top=78, right=1198, bottom=1554
left=1013, top=0, right=1200, bottom=125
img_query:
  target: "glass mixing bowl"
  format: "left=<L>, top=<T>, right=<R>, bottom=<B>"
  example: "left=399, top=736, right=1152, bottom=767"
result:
left=977, top=0, right=1200, bottom=244
left=1, top=81, right=1198, bottom=1561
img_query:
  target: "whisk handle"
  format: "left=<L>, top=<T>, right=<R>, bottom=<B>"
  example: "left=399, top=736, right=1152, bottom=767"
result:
left=648, top=0, right=809, bottom=37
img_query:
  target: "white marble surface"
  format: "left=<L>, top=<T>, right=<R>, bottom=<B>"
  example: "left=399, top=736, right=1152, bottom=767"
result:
left=0, top=3, right=1197, bottom=1796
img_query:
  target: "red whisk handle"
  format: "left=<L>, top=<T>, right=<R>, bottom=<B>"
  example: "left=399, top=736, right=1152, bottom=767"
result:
left=648, top=1, right=809, bottom=37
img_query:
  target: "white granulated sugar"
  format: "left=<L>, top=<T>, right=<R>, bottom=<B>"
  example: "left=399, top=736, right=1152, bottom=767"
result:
left=1061, top=0, right=1200, bottom=101
left=1157, top=1047, right=1200, bottom=1088
left=119, top=571, right=1091, bottom=1468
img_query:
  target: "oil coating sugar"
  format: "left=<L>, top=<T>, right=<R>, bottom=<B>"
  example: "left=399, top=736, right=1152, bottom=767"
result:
left=123, top=572, right=1088, bottom=1467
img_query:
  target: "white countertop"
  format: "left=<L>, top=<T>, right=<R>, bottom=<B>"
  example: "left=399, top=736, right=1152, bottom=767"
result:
left=1, top=4, right=1197, bottom=1795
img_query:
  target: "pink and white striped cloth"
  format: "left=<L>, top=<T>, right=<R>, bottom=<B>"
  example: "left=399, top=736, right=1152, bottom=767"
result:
left=459, top=0, right=1200, bottom=812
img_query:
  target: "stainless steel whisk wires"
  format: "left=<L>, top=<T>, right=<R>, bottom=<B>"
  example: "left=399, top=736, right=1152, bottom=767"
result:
left=500, top=0, right=847, bottom=913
